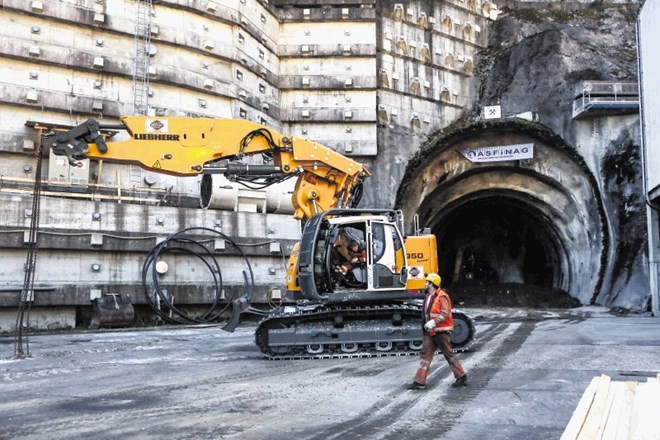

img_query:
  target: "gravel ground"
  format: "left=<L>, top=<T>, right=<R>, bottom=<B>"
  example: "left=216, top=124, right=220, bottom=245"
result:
left=1, top=306, right=658, bottom=440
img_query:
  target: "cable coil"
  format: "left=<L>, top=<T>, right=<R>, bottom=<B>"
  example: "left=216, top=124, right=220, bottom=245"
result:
left=141, top=227, right=257, bottom=326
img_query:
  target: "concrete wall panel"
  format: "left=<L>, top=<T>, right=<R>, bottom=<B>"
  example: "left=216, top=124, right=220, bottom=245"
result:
left=279, top=58, right=375, bottom=77
left=279, top=22, right=375, bottom=46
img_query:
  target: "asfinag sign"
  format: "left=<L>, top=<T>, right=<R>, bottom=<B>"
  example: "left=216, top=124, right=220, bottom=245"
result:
left=460, top=143, right=534, bottom=163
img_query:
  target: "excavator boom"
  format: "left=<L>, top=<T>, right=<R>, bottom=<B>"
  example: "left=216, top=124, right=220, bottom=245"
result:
left=44, top=116, right=369, bottom=220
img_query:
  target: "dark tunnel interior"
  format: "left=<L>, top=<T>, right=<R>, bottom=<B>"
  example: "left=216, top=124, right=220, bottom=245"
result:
left=429, top=196, right=576, bottom=307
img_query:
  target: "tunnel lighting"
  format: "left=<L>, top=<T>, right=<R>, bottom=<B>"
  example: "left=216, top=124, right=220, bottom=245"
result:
left=155, top=260, right=169, bottom=274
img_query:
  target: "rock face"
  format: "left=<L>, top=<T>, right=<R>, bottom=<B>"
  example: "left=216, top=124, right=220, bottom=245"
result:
left=473, top=4, right=647, bottom=310
left=475, top=5, right=639, bottom=140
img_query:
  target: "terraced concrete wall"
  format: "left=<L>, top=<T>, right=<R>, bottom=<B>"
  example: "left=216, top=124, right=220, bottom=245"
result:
left=0, top=0, right=496, bottom=325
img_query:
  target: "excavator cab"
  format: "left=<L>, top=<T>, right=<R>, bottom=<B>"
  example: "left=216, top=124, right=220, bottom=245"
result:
left=324, top=219, right=406, bottom=291
left=288, top=209, right=422, bottom=305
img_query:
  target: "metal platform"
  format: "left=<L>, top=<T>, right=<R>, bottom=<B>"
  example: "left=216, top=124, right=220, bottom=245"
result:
left=572, top=81, right=639, bottom=119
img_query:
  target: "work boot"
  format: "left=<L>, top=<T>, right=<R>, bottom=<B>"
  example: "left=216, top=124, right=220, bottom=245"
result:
left=407, top=381, right=426, bottom=390
left=451, top=374, right=468, bottom=387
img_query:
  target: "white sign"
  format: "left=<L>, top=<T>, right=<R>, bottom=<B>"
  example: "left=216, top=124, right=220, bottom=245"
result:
left=483, top=105, right=501, bottom=119
left=460, top=143, right=534, bottom=163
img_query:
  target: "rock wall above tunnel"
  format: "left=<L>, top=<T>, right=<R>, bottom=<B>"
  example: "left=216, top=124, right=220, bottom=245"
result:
left=474, top=5, right=639, bottom=143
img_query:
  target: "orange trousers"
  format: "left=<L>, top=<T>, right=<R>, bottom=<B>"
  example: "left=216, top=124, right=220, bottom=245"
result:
left=414, top=331, right=465, bottom=385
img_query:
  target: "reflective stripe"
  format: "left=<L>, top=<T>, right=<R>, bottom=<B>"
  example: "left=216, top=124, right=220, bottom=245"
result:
left=435, top=325, right=453, bottom=332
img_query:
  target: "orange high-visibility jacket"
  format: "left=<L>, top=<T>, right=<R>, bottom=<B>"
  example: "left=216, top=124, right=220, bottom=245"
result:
left=423, top=288, right=454, bottom=335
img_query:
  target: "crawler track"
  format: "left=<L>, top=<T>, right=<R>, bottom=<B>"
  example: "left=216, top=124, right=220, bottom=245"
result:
left=255, top=304, right=476, bottom=360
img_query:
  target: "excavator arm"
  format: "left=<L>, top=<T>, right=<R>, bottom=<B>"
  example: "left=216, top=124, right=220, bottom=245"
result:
left=44, top=116, right=370, bottom=220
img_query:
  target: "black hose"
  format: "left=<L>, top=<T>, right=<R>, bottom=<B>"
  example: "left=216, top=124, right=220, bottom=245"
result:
left=141, top=227, right=255, bottom=325
left=348, top=181, right=364, bottom=208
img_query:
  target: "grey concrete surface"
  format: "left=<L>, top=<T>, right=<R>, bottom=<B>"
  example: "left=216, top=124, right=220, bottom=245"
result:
left=0, top=307, right=658, bottom=440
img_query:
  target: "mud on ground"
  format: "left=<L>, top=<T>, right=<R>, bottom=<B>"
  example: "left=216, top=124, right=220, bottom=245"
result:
left=448, top=282, right=582, bottom=309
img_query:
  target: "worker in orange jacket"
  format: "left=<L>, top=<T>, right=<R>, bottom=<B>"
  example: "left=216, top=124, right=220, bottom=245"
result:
left=409, top=273, right=467, bottom=389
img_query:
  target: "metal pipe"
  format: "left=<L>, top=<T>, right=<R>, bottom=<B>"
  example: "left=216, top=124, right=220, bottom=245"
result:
left=203, top=164, right=282, bottom=176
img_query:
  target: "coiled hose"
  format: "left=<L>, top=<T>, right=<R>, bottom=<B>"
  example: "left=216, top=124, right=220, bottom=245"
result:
left=141, top=227, right=263, bottom=329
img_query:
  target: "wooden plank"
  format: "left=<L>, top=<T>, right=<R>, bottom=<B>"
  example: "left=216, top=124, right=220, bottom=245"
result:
left=600, top=381, right=637, bottom=440
left=564, top=374, right=660, bottom=440
left=630, top=380, right=660, bottom=440
left=597, top=381, right=622, bottom=440
left=561, top=376, right=601, bottom=440
left=579, top=374, right=612, bottom=439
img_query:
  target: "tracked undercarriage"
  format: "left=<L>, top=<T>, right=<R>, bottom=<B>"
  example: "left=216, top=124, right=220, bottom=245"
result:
left=255, top=303, right=476, bottom=360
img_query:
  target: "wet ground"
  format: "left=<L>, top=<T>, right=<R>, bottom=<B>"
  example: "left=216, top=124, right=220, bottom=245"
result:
left=1, top=306, right=659, bottom=440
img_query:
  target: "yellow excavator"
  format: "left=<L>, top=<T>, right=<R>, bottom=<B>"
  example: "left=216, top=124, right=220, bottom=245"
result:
left=43, top=116, right=475, bottom=359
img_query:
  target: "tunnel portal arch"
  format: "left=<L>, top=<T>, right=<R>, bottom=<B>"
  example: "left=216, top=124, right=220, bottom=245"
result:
left=396, top=120, right=608, bottom=305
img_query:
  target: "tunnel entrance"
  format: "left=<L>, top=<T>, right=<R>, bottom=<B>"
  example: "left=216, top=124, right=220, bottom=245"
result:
left=397, top=120, right=607, bottom=307
left=435, top=196, right=555, bottom=287
left=431, top=194, right=577, bottom=308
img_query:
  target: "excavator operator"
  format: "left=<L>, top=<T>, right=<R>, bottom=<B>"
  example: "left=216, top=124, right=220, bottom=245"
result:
left=337, top=240, right=367, bottom=276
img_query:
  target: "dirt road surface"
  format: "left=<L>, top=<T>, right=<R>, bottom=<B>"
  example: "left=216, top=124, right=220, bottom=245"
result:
left=1, top=307, right=659, bottom=440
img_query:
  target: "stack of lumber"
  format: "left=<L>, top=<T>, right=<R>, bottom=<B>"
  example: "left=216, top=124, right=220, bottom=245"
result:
left=561, top=373, right=660, bottom=440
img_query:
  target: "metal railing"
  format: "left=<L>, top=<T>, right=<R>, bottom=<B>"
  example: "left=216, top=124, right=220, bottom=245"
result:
left=572, top=81, right=639, bottom=118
